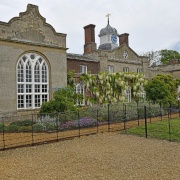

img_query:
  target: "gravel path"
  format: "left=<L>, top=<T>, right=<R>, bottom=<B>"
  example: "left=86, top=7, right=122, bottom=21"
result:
left=0, top=132, right=180, bottom=180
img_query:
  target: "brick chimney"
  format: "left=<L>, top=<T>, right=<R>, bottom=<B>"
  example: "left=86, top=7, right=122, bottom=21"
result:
left=84, top=24, right=97, bottom=54
left=118, top=33, right=129, bottom=46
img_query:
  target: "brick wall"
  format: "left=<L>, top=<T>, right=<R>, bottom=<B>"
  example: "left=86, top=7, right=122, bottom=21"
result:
left=67, top=59, right=100, bottom=75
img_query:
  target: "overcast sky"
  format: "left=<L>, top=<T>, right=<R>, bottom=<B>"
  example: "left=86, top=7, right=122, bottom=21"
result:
left=0, top=0, right=180, bottom=54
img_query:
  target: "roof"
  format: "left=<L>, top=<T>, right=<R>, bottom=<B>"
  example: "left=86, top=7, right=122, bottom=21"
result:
left=99, top=23, right=118, bottom=37
left=67, top=53, right=99, bottom=62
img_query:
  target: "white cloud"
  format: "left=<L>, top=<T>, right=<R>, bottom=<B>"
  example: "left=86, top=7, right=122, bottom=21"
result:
left=0, top=0, right=180, bottom=54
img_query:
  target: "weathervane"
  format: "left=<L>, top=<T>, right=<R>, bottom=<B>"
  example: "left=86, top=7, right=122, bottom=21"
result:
left=106, top=13, right=111, bottom=24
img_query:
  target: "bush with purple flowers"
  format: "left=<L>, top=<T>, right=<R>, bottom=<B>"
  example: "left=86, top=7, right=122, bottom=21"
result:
left=60, top=117, right=97, bottom=130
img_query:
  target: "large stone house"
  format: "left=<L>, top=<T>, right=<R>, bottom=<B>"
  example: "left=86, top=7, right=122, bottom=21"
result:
left=0, top=4, right=67, bottom=113
left=0, top=4, right=179, bottom=113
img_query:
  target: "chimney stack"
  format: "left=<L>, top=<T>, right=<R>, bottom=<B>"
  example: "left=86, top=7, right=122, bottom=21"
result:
left=84, top=24, right=97, bottom=54
left=118, top=33, right=129, bottom=46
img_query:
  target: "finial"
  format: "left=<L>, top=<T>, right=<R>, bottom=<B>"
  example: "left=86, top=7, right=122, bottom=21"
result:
left=106, top=13, right=111, bottom=25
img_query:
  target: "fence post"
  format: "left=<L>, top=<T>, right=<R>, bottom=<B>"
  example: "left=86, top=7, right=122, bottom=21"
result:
left=56, top=113, right=59, bottom=142
left=108, top=104, right=110, bottom=132
left=96, top=110, right=99, bottom=134
left=2, top=117, right=5, bottom=150
left=168, top=117, right=171, bottom=141
left=31, top=114, right=34, bottom=146
left=78, top=110, right=80, bottom=138
left=169, top=103, right=172, bottom=119
left=144, top=106, right=148, bottom=138
left=137, top=102, right=139, bottom=126
left=160, top=102, right=162, bottom=121
left=124, top=104, right=127, bottom=133
left=178, top=100, right=180, bottom=118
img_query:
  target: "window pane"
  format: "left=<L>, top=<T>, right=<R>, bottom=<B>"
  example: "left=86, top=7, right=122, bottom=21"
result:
left=35, top=85, right=40, bottom=93
left=18, top=84, right=24, bottom=93
left=42, top=95, right=48, bottom=102
left=26, top=95, right=32, bottom=108
left=42, top=62, right=47, bottom=82
left=18, top=95, right=24, bottom=108
left=42, top=85, right=47, bottom=93
left=17, top=60, right=24, bottom=82
left=26, top=61, right=32, bottom=82
left=35, top=95, right=40, bottom=107
left=26, top=84, right=32, bottom=93
left=34, top=62, right=40, bottom=82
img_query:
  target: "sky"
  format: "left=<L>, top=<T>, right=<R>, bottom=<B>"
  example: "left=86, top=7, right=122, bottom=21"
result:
left=0, top=0, right=180, bottom=54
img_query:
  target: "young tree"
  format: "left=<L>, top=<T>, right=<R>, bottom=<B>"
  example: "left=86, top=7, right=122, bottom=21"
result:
left=144, top=74, right=177, bottom=105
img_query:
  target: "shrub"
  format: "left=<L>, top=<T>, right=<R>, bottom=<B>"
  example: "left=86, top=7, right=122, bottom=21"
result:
left=17, top=126, right=32, bottom=132
left=10, top=120, right=34, bottom=127
left=45, top=123, right=57, bottom=132
left=0, top=123, right=5, bottom=133
left=60, top=117, right=97, bottom=130
left=32, top=124, right=45, bottom=132
left=6, top=125, right=19, bottom=132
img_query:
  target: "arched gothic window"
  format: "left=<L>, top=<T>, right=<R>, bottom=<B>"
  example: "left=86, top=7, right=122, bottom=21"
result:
left=17, top=53, right=49, bottom=109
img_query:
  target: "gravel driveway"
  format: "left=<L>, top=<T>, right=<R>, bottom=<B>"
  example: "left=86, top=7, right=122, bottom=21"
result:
left=0, top=132, right=180, bottom=180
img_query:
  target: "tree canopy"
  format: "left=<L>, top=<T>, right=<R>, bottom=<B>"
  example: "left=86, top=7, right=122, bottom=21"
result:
left=144, top=74, right=177, bottom=105
left=141, top=49, right=180, bottom=66
left=160, top=49, right=180, bottom=65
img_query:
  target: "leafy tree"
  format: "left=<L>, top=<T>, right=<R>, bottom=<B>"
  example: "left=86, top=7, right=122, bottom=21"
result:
left=141, top=49, right=180, bottom=66
left=160, top=49, right=180, bottom=65
left=144, top=74, right=177, bottom=105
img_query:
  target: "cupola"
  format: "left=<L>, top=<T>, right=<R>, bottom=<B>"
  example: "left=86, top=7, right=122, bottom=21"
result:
left=98, top=14, right=118, bottom=50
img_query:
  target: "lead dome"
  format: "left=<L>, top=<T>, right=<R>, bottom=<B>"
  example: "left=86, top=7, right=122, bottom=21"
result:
left=99, top=23, right=118, bottom=37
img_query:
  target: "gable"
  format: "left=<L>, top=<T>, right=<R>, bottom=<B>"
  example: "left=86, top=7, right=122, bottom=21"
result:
left=0, top=4, right=66, bottom=48
left=108, top=44, right=147, bottom=64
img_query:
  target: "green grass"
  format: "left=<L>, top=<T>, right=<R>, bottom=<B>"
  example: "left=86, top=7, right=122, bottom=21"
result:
left=124, top=118, right=180, bottom=141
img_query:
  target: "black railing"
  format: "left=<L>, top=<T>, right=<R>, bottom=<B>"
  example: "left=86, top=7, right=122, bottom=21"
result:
left=0, top=101, right=180, bottom=150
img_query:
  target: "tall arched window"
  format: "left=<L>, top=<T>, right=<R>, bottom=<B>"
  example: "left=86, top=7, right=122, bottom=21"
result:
left=17, top=53, right=49, bottom=109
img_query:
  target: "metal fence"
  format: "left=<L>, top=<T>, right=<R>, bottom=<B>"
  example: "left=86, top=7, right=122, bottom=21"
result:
left=0, top=102, right=180, bottom=150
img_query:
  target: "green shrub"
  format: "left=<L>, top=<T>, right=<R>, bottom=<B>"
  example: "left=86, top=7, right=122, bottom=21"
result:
left=32, top=124, right=45, bottom=132
left=10, top=120, right=34, bottom=127
left=0, top=123, right=5, bottom=133
left=6, top=125, right=19, bottom=132
left=17, top=126, right=32, bottom=132
left=45, top=123, right=57, bottom=132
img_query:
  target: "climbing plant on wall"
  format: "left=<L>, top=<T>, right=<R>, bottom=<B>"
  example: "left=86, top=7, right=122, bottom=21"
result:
left=80, top=71, right=147, bottom=106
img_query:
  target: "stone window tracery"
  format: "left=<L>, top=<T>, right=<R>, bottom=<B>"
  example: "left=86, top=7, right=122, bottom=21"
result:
left=17, top=53, right=49, bottom=109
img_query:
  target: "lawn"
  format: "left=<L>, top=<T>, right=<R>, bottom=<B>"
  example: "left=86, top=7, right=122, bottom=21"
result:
left=125, top=118, right=180, bottom=141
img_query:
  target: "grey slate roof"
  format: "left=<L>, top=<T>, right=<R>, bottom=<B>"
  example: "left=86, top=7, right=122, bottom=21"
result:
left=67, top=53, right=99, bottom=62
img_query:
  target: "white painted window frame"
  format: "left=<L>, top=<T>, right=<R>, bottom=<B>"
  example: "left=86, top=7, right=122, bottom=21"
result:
left=80, top=65, right=87, bottom=74
left=17, top=53, right=49, bottom=110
